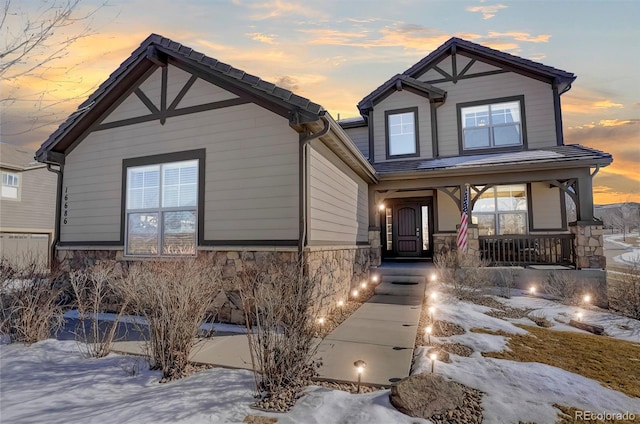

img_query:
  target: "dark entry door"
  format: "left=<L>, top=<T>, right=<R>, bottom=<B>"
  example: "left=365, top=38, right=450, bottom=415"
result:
left=394, top=204, right=422, bottom=257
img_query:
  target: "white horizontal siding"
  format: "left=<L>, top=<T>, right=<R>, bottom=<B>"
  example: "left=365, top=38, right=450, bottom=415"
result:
left=309, top=142, right=368, bottom=244
left=431, top=72, right=557, bottom=156
left=372, top=90, right=433, bottom=163
left=61, top=100, right=299, bottom=243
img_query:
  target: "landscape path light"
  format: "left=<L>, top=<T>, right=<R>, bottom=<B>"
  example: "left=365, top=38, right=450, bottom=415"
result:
left=428, top=306, right=436, bottom=322
left=354, top=360, right=367, bottom=393
left=371, top=274, right=379, bottom=283
left=583, top=294, right=591, bottom=304
left=430, top=273, right=437, bottom=282
left=576, top=312, right=583, bottom=322
left=529, top=286, right=536, bottom=296
left=317, top=317, right=325, bottom=326
left=425, top=325, right=432, bottom=345
left=430, top=352, right=437, bottom=374
left=337, top=299, right=344, bottom=308
left=430, top=292, right=438, bottom=301
left=351, top=289, right=359, bottom=299
left=360, top=281, right=367, bottom=289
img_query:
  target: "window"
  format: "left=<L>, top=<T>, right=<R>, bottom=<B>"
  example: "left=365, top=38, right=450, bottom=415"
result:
left=472, top=185, right=528, bottom=235
left=386, top=108, right=418, bottom=157
left=125, top=159, right=198, bottom=256
left=1, top=172, right=20, bottom=199
left=460, top=98, right=523, bottom=150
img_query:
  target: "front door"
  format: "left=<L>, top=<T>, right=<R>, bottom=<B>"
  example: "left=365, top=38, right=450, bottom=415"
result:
left=394, top=203, right=422, bottom=257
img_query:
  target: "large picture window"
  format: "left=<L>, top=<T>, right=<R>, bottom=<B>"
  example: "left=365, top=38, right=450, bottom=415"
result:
left=459, top=98, right=523, bottom=151
left=1, top=171, right=20, bottom=199
left=472, top=185, right=528, bottom=236
left=386, top=108, right=418, bottom=157
left=125, top=159, right=198, bottom=256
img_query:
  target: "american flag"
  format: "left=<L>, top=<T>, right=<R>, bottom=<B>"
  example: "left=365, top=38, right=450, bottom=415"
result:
left=457, top=186, right=469, bottom=251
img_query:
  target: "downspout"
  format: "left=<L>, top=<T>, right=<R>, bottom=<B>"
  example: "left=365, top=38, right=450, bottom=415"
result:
left=298, top=115, right=331, bottom=254
left=430, top=98, right=446, bottom=158
left=47, top=163, right=64, bottom=268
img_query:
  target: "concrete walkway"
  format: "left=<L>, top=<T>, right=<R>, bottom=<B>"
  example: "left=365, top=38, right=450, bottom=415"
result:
left=111, top=263, right=430, bottom=386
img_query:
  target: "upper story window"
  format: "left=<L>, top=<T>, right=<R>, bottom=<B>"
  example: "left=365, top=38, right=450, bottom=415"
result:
left=125, top=159, right=198, bottom=256
left=386, top=107, right=419, bottom=158
left=472, top=184, right=528, bottom=235
left=459, top=96, right=525, bottom=152
left=1, top=171, right=20, bottom=199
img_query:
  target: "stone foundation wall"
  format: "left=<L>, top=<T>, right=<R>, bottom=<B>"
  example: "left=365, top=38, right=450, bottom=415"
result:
left=570, top=221, right=606, bottom=269
left=55, top=246, right=370, bottom=324
left=368, top=229, right=381, bottom=266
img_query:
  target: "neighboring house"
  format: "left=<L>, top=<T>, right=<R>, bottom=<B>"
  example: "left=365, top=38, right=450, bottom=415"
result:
left=0, top=143, right=56, bottom=268
left=35, top=34, right=611, bottom=291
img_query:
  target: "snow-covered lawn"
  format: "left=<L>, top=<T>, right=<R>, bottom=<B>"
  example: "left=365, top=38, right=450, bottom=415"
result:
left=606, top=233, right=640, bottom=265
left=1, top=293, right=639, bottom=423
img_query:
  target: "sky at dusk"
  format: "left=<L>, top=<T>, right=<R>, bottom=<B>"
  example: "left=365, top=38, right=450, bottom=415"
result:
left=1, top=0, right=638, bottom=204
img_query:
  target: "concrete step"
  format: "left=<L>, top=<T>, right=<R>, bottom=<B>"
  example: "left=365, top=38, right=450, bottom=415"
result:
left=374, top=281, right=426, bottom=297
left=374, top=265, right=433, bottom=277
left=382, top=275, right=425, bottom=284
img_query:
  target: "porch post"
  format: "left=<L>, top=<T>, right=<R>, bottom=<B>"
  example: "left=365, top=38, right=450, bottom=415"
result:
left=368, top=187, right=382, bottom=266
left=576, top=169, right=595, bottom=221
left=569, top=221, right=606, bottom=269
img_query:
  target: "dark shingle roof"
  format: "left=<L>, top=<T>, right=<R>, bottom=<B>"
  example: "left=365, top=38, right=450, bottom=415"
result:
left=374, top=145, right=612, bottom=175
left=357, top=74, right=446, bottom=114
left=403, top=37, right=576, bottom=84
left=37, top=34, right=325, bottom=161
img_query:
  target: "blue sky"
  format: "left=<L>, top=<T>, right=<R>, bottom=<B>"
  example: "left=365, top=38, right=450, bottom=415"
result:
left=2, top=0, right=638, bottom=202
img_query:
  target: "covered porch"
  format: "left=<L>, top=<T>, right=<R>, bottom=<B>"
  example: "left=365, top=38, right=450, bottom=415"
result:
left=368, top=146, right=611, bottom=270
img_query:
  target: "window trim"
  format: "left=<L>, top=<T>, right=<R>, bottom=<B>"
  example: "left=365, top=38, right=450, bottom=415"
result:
left=1, top=171, right=21, bottom=201
left=456, top=95, right=527, bottom=155
left=472, top=184, right=529, bottom=236
left=121, top=149, right=205, bottom=257
left=385, top=107, right=420, bottom=159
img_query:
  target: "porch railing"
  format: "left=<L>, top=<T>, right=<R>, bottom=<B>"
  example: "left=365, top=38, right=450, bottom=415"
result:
left=479, top=234, right=575, bottom=267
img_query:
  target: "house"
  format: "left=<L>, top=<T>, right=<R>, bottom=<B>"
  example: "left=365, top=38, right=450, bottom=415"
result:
left=35, top=34, right=611, bottom=300
left=1, top=143, right=57, bottom=268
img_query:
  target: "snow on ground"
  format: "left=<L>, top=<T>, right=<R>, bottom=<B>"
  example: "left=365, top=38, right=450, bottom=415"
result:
left=414, top=292, right=640, bottom=423
left=0, top=340, right=422, bottom=424
left=605, top=233, right=640, bottom=264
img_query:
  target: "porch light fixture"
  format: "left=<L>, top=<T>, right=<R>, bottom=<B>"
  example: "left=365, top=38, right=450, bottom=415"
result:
left=583, top=294, right=591, bottom=303
left=360, top=281, right=367, bottom=289
left=429, top=352, right=437, bottom=374
left=425, top=325, right=432, bottom=344
left=529, top=286, right=536, bottom=296
left=354, top=360, right=367, bottom=393
left=351, top=289, right=359, bottom=298
left=378, top=203, right=385, bottom=211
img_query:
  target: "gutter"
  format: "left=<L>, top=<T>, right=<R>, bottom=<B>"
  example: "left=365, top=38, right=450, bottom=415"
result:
left=46, top=163, right=64, bottom=268
left=298, top=116, right=331, bottom=254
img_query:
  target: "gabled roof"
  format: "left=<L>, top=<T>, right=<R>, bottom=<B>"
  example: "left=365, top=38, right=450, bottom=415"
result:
left=36, top=34, right=325, bottom=163
left=374, top=145, right=612, bottom=177
left=0, top=143, right=44, bottom=171
left=357, top=74, right=446, bottom=114
left=403, top=37, right=576, bottom=86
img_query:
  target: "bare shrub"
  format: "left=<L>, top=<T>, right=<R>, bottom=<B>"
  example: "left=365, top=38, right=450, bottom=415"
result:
left=434, top=250, right=491, bottom=300
left=543, top=272, right=579, bottom=304
left=237, top=253, right=335, bottom=411
left=608, top=260, right=640, bottom=319
left=69, top=261, right=127, bottom=358
left=0, top=259, right=66, bottom=344
left=112, top=258, right=223, bottom=382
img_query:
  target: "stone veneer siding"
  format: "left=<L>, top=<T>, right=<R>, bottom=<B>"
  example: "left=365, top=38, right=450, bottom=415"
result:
left=569, top=221, right=606, bottom=269
left=55, top=246, right=370, bottom=324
